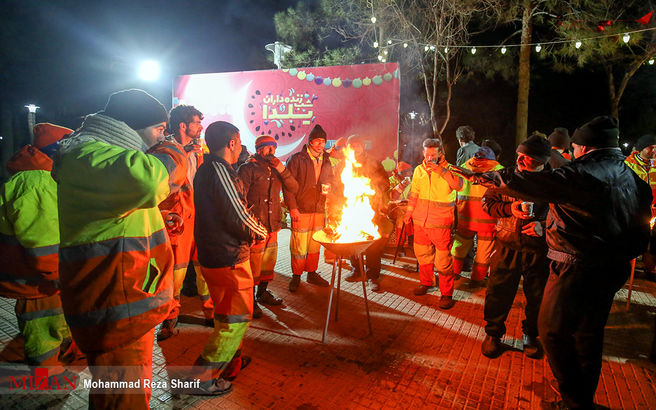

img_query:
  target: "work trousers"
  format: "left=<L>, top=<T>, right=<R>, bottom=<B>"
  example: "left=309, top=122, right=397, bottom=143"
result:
left=250, top=231, right=279, bottom=284
left=194, top=260, right=214, bottom=320
left=452, top=228, right=496, bottom=281
left=290, top=213, right=324, bottom=276
left=413, top=225, right=455, bottom=296
left=87, top=329, right=155, bottom=410
left=538, top=259, right=630, bottom=409
left=165, top=266, right=187, bottom=321
left=194, top=261, right=253, bottom=381
left=15, top=293, right=70, bottom=367
left=483, top=244, right=548, bottom=338
left=349, top=235, right=388, bottom=280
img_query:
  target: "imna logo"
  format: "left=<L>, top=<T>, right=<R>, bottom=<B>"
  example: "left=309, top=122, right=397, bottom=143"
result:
left=9, top=368, right=78, bottom=391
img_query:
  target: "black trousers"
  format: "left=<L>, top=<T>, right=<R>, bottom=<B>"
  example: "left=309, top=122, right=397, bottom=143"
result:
left=484, top=244, right=549, bottom=338
left=349, top=235, right=388, bottom=280
left=538, top=259, right=630, bottom=409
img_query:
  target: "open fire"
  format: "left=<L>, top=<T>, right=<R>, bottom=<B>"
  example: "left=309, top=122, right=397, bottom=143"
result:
left=325, top=147, right=381, bottom=243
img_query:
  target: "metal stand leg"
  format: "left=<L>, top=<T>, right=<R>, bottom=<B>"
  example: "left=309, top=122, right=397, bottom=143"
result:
left=393, top=223, right=406, bottom=264
left=322, top=258, right=339, bottom=344
left=626, top=258, right=636, bottom=310
left=335, top=258, right=342, bottom=321
left=358, top=254, right=373, bottom=336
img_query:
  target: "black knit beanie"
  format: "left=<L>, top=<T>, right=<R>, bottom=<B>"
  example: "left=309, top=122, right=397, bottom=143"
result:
left=571, top=116, right=619, bottom=148
left=102, top=89, right=168, bottom=131
left=548, top=127, right=570, bottom=149
left=635, top=134, right=656, bottom=152
left=308, top=124, right=327, bottom=142
left=516, top=134, right=552, bottom=163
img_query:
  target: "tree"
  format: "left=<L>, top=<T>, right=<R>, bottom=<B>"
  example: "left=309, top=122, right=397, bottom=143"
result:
left=550, top=0, right=656, bottom=121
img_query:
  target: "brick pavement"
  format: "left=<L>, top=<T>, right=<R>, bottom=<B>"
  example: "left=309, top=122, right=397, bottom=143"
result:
left=1, top=228, right=656, bottom=409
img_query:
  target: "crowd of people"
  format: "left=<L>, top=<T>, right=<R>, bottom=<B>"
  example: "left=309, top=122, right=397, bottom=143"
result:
left=0, top=87, right=653, bottom=409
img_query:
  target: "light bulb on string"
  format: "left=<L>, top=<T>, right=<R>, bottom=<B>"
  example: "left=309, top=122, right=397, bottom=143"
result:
left=371, top=16, right=376, bottom=24
left=381, top=57, right=386, bottom=62
left=535, top=44, right=542, bottom=53
left=623, top=33, right=630, bottom=43
left=424, top=45, right=429, bottom=51
left=444, top=47, right=448, bottom=54
left=471, top=47, right=477, bottom=55
left=377, top=55, right=383, bottom=61
left=403, top=42, right=408, bottom=48
left=383, top=49, right=388, bottom=55
left=575, top=40, right=582, bottom=49
left=429, top=45, right=435, bottom=51
left=649, top=58, right=655, bottom=65
left=373, top=41, right=378, bottom=48
left=501, top=46, right=507, bottom=54
left=387, top=39, right=392, bottom=45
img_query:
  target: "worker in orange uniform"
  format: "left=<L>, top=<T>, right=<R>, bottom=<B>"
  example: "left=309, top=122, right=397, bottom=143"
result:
left=55, top=89, right=188, bottom=409
left=156, top=105, right=206, bottom=341
left=451, top=146, right=503, bottom=285
left=191, top=121, right=267, bottom=396
left=0, top=123, right=80, bottom=380
left=404, top=138, right=463, bottom=309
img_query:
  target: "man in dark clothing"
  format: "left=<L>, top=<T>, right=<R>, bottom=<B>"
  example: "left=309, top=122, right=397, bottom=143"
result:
left=192, top=121, right=267, bottom=396
left=238, top=135, right=299, bottom=316
left=475, top=116, right=651, bottom=409
left=480, top=135, right=551, bottom=359
left=340, top=135, right=393, bottom=292
left=286, top=124, right=334, bottom=292
left=456, top=125, right=479, bottom=166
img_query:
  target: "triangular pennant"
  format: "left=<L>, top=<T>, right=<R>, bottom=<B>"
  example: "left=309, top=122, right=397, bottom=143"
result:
left=637, top=11, right=653, bottom=25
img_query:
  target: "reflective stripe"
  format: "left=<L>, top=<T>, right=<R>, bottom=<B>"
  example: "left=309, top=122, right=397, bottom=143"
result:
left=65, top=286, right=172, bottom=328
left=151, top=152, right=177, bottom=175
left=0, top=272, right=59, bottom=288
left=27, top=346, right=60, bottom=366
left=60, top=229, right=168, bottom=262
left=214, top=313, right=250, bottom=324
left=17, top=307, right=64, bottom=322
left=24, top=244, right=59, bottom=258
left=199, top=294, right=211, bottom=301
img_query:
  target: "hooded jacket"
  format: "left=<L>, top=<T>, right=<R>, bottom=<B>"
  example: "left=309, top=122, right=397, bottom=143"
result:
left=54, top=114, right=188, bottom=353
left=237, top=154, right=298, bottom=233
left=456, top=157, right=503, bottom=232
left=0, top=145, right=59, bottom=299
left=500, top=148, right=652, bottom=266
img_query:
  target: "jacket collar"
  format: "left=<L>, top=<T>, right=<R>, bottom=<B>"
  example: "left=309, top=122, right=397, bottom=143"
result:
left=6, top=145, right=53, bottom=175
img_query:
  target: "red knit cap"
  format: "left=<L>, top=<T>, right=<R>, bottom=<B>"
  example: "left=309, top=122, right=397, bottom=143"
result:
left=33, top=123, right=73, bottom=149
left=255, top=135, right=277, bottom=151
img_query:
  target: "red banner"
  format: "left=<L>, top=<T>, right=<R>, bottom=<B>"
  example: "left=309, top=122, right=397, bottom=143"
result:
left=173, top=63, right=400, bottom=161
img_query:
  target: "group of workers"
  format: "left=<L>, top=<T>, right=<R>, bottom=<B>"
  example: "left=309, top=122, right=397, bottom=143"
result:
left=0, top=87, right=653, bottom=410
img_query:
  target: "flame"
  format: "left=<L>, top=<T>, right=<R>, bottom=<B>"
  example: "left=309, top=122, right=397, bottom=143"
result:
left=651, top=217, right=655, bottom=230
left=329, top=147, right=381, bottom=243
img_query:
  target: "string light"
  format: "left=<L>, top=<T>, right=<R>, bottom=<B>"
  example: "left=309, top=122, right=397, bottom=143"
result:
left=575, top=40, right=582, bottom=48
left=373, top=41, right=378, bottom=48
left=649, top=58, right=655, bottom=65
left=444, top=47, right=448, bottom=54
left=623, top=33, right=630, bottom=43
left=377, top=55, right=383, bottom=61
left=403, top=42, right=408, bottom=48
left=429, top=45, right=435, bottom=51
left=535, top=44, right=542, bottom=53
left=424, top=45, right=429, bottom=51
left=371, top=16, right=376, bottom=24
left=383, top=49, right=388, bottom=55
left=501, top=46, right=507, bottom=54
left=387, top=39, right=392, bottom=45
left=471, top=47, right=477, bottom=54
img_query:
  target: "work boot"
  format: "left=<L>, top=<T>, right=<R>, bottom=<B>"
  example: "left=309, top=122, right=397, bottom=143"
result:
left=252, top=301, right=263, bottom=319
left=369, top=278, right=381, bottom=292
left=345, top=268, right=362, bottom=282
left=258, top=290, right=283, bottom=306
left=289, top=275, right=301, bottom=292
left=438, top=295, right=456, bottom=310
left=157, top=318, right=178, bottom=341
left=481, top=335, right=502, bottom=358
left=306, top=271, right=329, bottom=287
left=413, top=284, right=430, bottom=296
left=522, top=334, right=543, bottom=359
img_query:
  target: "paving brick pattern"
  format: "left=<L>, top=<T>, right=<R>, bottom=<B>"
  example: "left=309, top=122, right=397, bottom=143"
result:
left=1, top=229, right=656, bottom=409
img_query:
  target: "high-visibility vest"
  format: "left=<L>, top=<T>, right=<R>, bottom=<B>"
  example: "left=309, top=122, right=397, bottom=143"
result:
left=456, top=158, right=503, bottom=232
left=0, top=146, right=59, bottom=299
left=409, top=163, right=459, bottom=228
left=625, top=152, right=656, bottom=210
left=55, top=139, right=187, bottom=353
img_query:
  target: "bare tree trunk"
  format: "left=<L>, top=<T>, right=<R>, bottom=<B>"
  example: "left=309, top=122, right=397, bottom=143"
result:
left=605, top=65, right=619, bottom=120
left=439, top=57, right=453, bottom=136
left=515, top=0, right=532, bottom=146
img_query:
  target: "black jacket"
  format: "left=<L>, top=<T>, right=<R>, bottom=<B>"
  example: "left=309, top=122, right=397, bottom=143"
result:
left=238, top=154, right=299, bottom=232
left=194, top=154, right=267, bottom=268
left=482, top=168, right=548, bottom=252
left=498, top=148, right=652, bottom=266
left=285, top=145, right=334, bottom=214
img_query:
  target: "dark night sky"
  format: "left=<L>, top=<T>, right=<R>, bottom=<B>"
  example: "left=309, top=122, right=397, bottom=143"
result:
left=0, top=0, right=298, bottom=127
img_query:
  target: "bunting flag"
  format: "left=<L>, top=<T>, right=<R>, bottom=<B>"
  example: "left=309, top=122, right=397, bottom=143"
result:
left=637, top=11, right=653, bottom=26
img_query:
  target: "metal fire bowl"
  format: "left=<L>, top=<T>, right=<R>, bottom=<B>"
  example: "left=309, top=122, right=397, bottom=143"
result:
left=313, top=230, right=375, bottom=258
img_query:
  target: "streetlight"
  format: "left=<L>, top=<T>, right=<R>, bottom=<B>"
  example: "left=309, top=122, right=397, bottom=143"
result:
left=25, top=104, right=39, bottom=143
left=265, top=41, right=292, bottom=69
left=138, top=60, right=160, bottom=82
